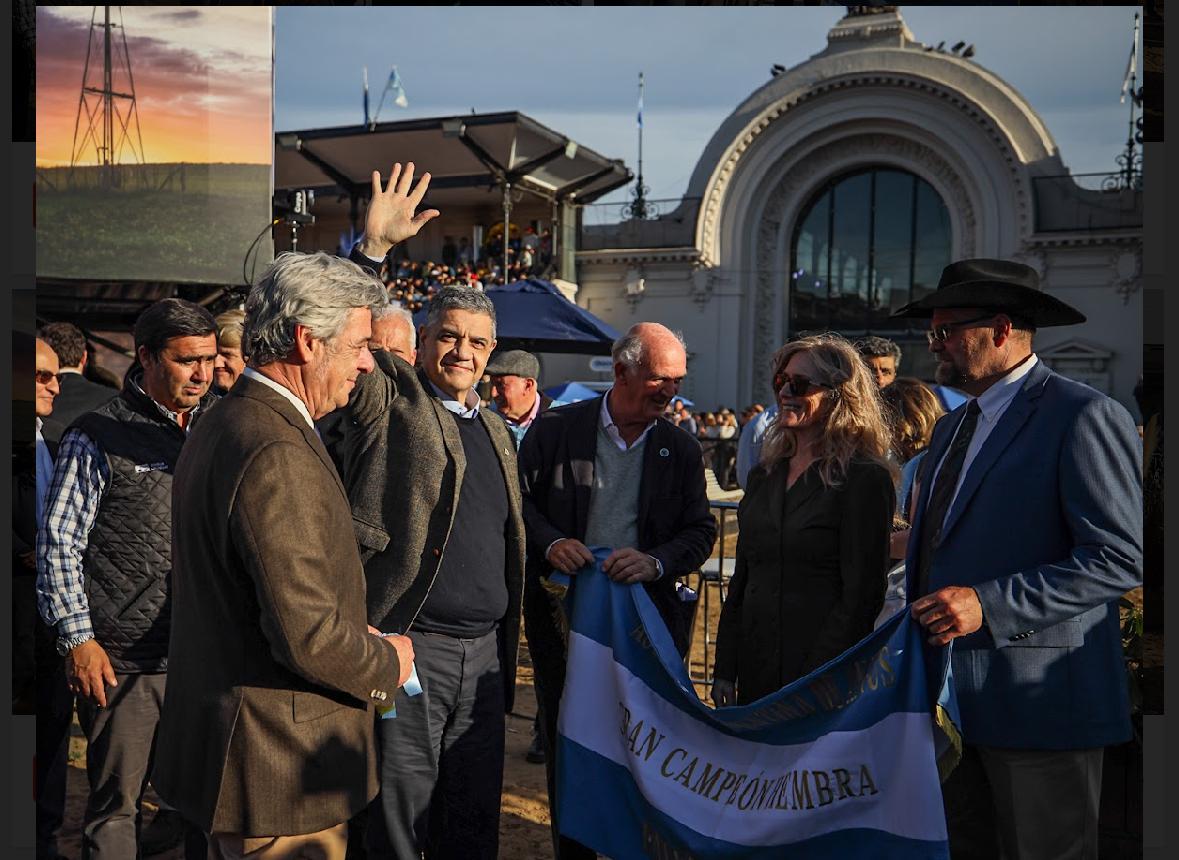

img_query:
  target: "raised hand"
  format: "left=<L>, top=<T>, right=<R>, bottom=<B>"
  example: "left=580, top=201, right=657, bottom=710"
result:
left=357, top=162, right=441, bottom=260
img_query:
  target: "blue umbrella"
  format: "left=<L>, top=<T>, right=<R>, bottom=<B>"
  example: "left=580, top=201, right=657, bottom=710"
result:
left=413, top=279, right=619, bottom=354
left=544, top=381, right=602, bottom=403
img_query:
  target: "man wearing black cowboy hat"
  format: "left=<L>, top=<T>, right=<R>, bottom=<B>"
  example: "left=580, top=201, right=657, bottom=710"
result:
left=897, top=259, right=1142, bottom=859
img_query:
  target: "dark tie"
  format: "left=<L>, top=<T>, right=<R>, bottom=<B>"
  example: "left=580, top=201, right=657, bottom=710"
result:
left=915, top=399, right=981, bottom=597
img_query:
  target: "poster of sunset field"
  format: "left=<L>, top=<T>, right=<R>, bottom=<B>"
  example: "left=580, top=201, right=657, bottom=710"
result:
left=36, top=6, right=273, bottom=284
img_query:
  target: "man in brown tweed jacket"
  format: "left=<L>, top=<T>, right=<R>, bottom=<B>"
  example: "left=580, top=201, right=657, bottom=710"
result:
left=154, top=248, right=425, bottom=859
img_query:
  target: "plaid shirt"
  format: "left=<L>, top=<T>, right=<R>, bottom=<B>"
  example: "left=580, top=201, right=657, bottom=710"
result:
left=35, top=426, right=110, bottom=640
left=35, top=382, right=201, bottom=641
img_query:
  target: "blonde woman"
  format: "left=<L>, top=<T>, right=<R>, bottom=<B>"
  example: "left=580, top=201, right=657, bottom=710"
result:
left=212, top=309, right=247, bottom=394
left=713, top=334, right=896, bottom=706
left=882, top=376, right=946, bottom=516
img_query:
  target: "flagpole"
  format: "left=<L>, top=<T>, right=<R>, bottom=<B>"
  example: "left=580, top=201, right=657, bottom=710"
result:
left=625, top=71, right=653, bottom=220
left=363, top=66, right=370, bottom=128
left=1117, top=12, right=1142, bottom=190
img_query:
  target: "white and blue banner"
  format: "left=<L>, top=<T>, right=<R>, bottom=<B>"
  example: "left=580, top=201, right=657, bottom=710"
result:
left=554, top=551, right=961, bottom=859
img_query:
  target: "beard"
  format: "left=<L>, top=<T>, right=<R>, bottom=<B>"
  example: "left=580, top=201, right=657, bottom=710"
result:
left=934, top=358, right=965, bottom=387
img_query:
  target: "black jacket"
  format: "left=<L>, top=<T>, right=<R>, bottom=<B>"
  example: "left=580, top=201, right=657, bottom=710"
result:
left=40, top=373, right=116, bottom=444
left=714, top=458, right=895, bottom=703
left=68, top=375, right=218, bottom=672
left=518, top=396, right=717, bottom=655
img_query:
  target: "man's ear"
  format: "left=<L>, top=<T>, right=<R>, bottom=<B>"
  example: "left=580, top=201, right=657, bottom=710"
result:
left=136, top=345, right=153, bottom=368
left=291, top=323, right=317, bottom=366
left=992, top=314, right=1014, bottom=347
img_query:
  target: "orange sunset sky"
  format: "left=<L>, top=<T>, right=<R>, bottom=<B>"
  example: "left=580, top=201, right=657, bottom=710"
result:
left=36, top=6, right=273, bottom=167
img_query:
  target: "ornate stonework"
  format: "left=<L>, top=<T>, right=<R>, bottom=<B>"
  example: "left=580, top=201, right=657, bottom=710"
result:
left=1111, top=248, right=1142, bottom=305
left=747, top=133, right=979, bottom=400
left=697, top=73, right=1031, bottom=267
left=690, top=264, right=718, bottom=310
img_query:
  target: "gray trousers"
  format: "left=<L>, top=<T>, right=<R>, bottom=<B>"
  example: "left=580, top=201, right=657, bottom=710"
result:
left=366, top=628, right=505, bottom=860
left=943, top=744, right=1104, bottom=860
left=76, top=671, right=166, bottom=860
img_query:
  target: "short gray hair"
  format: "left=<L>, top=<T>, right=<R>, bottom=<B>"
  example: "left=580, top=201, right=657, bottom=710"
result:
left=373, top=302, right=418, bottom=348
left=424, top=286, right=496, bottom=339
left=243, top=252, right=388, bottom=367
left=611, top=327, right=687, bottom=371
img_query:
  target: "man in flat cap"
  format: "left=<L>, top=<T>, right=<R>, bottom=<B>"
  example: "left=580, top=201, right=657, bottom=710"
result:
left=487, top=349, right=561, bottom=449
left=897, top=259, right=1142, bottom=859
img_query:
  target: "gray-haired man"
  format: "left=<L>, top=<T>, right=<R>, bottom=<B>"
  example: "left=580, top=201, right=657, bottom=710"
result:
left=154, top=251, right=414, bottom=859
left=370, top=303, right=417, bottom=366
left=334, top=168, right=526, bottom=859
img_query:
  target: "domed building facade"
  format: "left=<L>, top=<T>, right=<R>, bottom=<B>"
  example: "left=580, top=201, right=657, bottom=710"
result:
left=573, top=7, right=1143, bottom=415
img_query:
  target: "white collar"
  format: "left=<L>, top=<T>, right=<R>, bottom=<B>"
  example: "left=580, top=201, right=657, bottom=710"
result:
left=973, top=354, right=1039, bottom=422
left=599, top=388, right=656, bottom=451
left=427, top=378, right=480, bottom=418
left=131, top=377, right=202, bottom=430
left=36, top=416, right=44, bottom=436
left=243, top=367, right=316, bottom=430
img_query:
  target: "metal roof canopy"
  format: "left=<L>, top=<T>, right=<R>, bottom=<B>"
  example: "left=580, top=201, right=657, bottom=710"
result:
left=275, top=111, right=633, bottom=217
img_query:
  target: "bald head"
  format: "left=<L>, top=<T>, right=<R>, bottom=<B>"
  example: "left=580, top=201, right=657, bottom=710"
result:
left=371, top=308, right=417, bottom=365
left=608, top=323, right=688, bottom=432
left=612, top=323, right=687, bottom=374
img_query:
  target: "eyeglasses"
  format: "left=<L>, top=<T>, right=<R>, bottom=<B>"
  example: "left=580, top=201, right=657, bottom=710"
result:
left=773, top=371, right=834, bottom=397
left=35, top=370, right=60, bottom=385
left=926, top=315, right=996, bottom=344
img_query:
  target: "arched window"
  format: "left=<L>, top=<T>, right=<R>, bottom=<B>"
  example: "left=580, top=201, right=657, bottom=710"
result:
left=789, top=168, right=951, bottom=334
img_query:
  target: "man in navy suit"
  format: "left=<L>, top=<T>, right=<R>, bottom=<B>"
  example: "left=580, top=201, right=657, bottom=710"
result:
left=895, top=259, right=1142, bottom=860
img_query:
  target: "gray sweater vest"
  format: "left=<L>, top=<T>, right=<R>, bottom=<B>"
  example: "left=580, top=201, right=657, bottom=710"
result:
left=583, top=423, right=646, bottom=551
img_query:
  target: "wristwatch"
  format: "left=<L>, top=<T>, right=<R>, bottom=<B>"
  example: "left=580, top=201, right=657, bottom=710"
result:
left=56, top=633, right=94, bottom=656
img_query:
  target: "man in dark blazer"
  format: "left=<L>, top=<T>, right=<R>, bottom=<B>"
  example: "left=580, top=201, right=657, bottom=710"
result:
left=154, top=251, right=412, bottom=859
left=334, top=163, right=525, bottom=860
left=36, top=322, right=116, bottom=444
left=897, top=259, right=1142, bottom=860
left=518, top=322, right=717, bottom=860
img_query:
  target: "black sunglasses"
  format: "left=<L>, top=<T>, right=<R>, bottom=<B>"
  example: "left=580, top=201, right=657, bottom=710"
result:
left=773, top=371, right=834, bottom=397
left=35, top=370, right=60, bottom=385
left=926, top=314, right=996, bottom=344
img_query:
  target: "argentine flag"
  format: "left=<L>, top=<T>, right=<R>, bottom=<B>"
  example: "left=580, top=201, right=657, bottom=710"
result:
left=555, top=550, right=960, bottom=859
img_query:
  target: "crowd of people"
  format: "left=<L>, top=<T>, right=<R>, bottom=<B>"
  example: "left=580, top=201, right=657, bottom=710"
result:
left=370, top=225, right=554, bottom=312
left=18, top=162, right=1145, bottom=860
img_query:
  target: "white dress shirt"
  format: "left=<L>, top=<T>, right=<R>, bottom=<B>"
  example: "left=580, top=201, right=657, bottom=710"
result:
left=243, top=367, right=315, bottom=430
left=427, top=379, right=481, bottom=418
left=929, top=354, right=1039, bottom=530
left=599, top=389, right=656, bottom=451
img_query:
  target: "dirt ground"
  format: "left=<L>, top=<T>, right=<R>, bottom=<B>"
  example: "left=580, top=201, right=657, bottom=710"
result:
left=57, top=575, right=731, bottom=860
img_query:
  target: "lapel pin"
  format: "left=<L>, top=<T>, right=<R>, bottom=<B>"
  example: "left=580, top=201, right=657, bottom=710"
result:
left=659, top=447, right=670, bottom=458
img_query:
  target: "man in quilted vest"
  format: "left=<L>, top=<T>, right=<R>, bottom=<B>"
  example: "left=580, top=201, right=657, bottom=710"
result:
left=36, top=298, right=218, bottom=859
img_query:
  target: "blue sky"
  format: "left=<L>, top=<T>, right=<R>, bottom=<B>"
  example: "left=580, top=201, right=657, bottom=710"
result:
left=275, top=5, right=1142, bottom=205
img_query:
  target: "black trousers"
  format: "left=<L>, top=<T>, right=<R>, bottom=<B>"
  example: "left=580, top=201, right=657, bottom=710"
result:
left=943, top=743, right=1104, bottom=860
left=34, top=616, right=74, bottom=860
left=367, top=628, right=505, bottom=860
